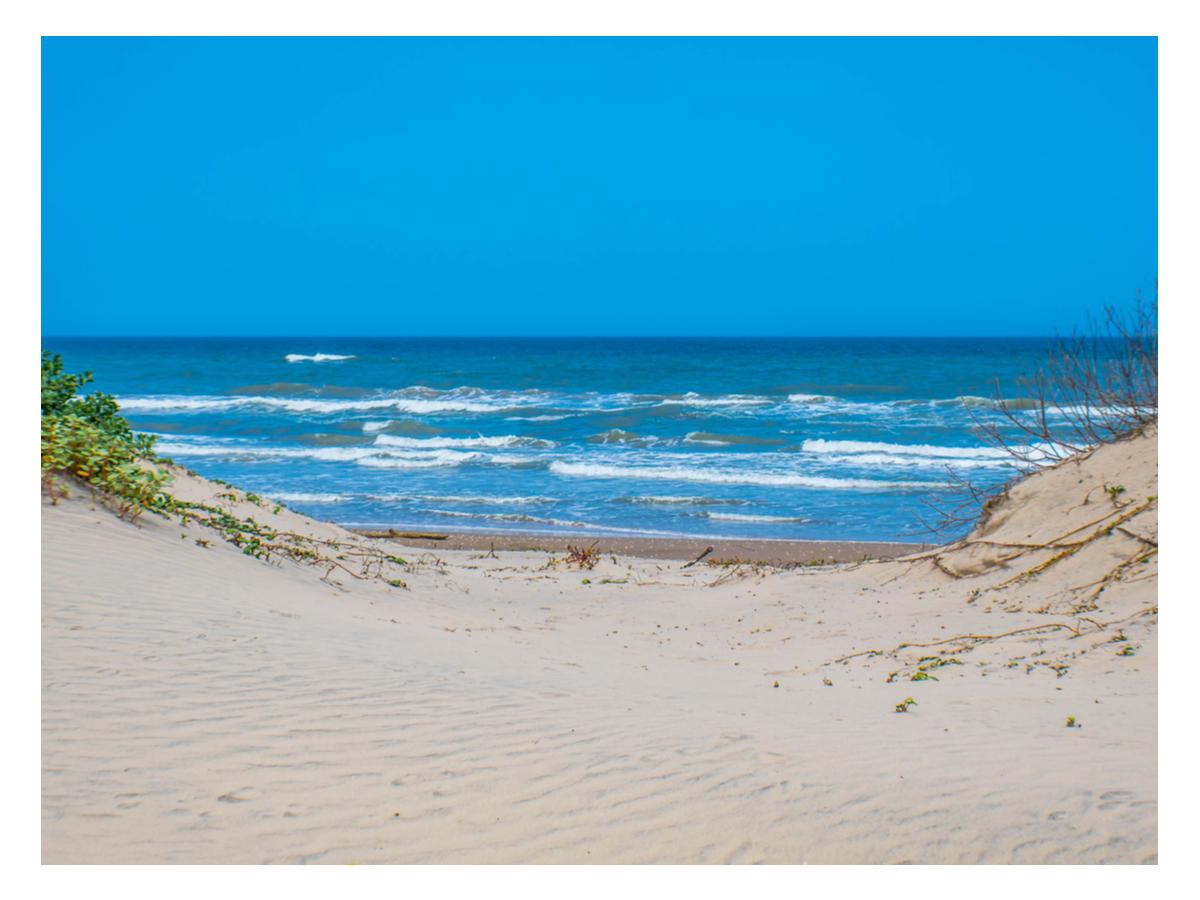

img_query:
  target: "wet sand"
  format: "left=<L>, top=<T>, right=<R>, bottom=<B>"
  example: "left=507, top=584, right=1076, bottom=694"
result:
left=349, top=529, right=929, bottom=566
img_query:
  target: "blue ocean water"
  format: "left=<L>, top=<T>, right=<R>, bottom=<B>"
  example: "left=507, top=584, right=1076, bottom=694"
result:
left=43, top=337, right=1060, bottom=542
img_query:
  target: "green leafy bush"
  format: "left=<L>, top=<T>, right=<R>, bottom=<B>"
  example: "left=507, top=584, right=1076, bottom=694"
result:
left=41, top=352, right=171, bottom=519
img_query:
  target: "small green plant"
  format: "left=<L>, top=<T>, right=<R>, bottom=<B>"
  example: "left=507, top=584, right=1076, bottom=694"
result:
left=41, top=352, right=171, bottom=520
left=1066, top=715, right=1078, bottom=728
left=1105, top=484, right=1126, bottom=504
left=895, top=697, right=917, bottom=713
left=1117, top=645, right=1137, bottom=657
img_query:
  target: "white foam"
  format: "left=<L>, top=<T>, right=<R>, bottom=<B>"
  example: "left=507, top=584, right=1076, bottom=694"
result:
left=271, top=492, right=347, bottom=503
left=284, top=353, right=356, bottom=362
left=787, top=393, right=836, bottom=403
left=549, top=461, right=939, bottom=490
left=154, top=441, right=379, bottom=462
left=356, top=450, right=479, bottom=470
left=704, top=512, right=811, bottom=523
left=119, top=394, right=497, bottom=415
left=154, top=440, right=481, bottom=469
left=683, top=432, right=731, bottom=446
left=813, top=452, right=1015, bottom=470
left=413, top=508, right=574, bottom=527
left=415, top=510, right=689, bottom=537
left=368, top=494, right=557, bottom=506
left=657, top=392, right=771, bottom=408
left=373, top=433, right=555, bottom=450
left=612, top=496, right=751, bottom=506
left=801, top=439, right=1016, bottom=460
left=589, top=430, right=664, bottom=447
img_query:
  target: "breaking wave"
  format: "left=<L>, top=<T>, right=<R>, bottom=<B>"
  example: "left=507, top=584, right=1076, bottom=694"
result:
left=284, top=353, right=356, bottom=363
left=367, top=494, right=558, bottom=505
left=549, top=461, right=941, bottom=490
left=373, top=433, right=555, bottom=450
left=801, top=439, right=1014, bottom=459
left=271, top=492, right=347, bottom=503
left=704, top=512, right=811, bottom=523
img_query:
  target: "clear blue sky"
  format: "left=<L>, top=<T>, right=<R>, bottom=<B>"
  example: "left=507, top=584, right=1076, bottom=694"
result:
left=42, top=37, right=1157, bottom=337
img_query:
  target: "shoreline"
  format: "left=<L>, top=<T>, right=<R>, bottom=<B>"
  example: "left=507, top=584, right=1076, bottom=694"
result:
left=348, top=528, right=927, bottom=565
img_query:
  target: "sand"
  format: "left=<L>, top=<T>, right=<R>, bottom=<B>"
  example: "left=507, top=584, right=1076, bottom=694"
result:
left=41, top=432, right=1158, bottom=864
left=348, top=530, right=927, bottom=566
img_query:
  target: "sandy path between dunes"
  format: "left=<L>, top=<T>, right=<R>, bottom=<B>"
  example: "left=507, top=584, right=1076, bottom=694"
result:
left=42, top=434, right=1157, bottom=864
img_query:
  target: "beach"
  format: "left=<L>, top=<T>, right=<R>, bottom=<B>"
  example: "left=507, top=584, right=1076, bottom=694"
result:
left=41, top=430, right=1158, bottom=864
left=349, top=530, right=927, bottom=565
left=35, top=32, right=1162, bottom=874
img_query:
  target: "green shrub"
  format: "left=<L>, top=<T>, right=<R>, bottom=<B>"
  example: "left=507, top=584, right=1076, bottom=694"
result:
left=41, top=351, right=172, bottom=519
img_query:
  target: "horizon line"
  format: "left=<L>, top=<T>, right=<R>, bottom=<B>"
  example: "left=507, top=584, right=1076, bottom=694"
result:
left=42, top=333, right=1068, bottom=340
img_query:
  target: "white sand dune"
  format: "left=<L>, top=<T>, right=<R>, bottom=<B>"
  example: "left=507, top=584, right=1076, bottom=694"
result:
left=42, top=432, right=1157, bottom=863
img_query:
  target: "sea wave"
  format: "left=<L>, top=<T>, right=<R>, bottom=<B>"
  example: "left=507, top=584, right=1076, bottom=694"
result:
left=346, top=517, right=691, bottom=539
left=588, top=429, right=663, bottom=447
left=801, top=439, right=1015, bottom=460
left=611, top=495, right=752, bottom=507
left=122, top=383, right=1086, bottom=423
left=812, top=452, right=1014, bottom=470
left=155, top=440, right=378, bottom=462
left=271, top=492, right=347, bottom=503
left=154, top=440, right=482, bottom=468
left=704, top=512, right=811, bottom=523
left=657, top=392, right=772, bottom=408
left=119, top=394, right=499, bottom=415
left=367, top=494, right=557, bottom=505
left=285, top=353, right=356, bottom=363
left=374, top=433, right=555, bottom=450
left=426, top=509, right=701, bottom=537
left=412, top=508, right=589, bottom=527
left=356, top=452, right=480, bottom=470
left=683, top=433, right=730, bottom=446
left=947, top=395, right=1043, bottom=411
left=549, top=460, right=941, bottom=490
left=684, top=431, right=782, bottom=447
left=787, top=393, right=836, bottom=403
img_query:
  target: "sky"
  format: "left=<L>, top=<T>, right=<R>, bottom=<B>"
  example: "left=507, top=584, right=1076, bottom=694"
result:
left=42, top=37, right=1157, bottom=337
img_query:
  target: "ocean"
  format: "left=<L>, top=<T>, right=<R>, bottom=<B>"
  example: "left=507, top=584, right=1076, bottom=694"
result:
left=42, top=337, right=1061, bottom=543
